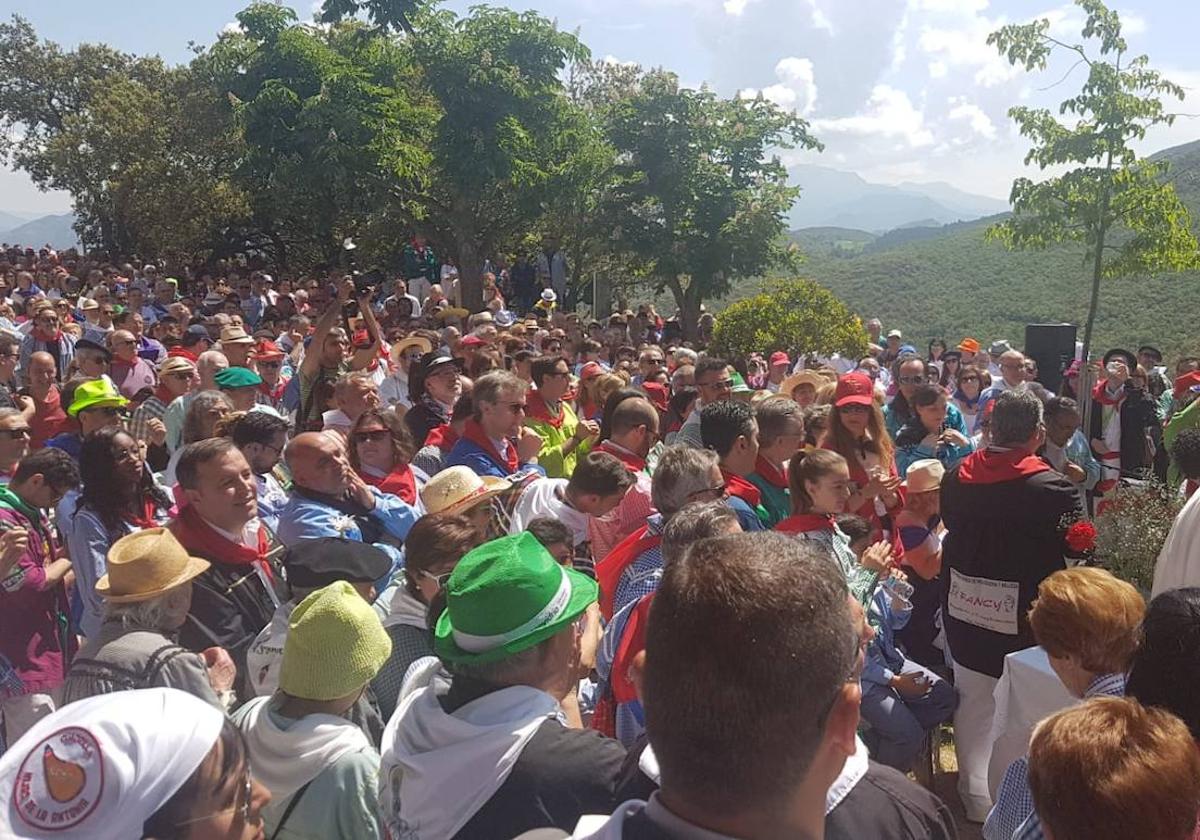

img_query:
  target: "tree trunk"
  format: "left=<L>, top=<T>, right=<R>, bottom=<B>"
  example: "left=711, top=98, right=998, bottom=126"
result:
left=1081, top=150, right=1115, bottom=366
left=668, top=277, right=702, bottom=344
left=458, top=238, right=484, bottom=313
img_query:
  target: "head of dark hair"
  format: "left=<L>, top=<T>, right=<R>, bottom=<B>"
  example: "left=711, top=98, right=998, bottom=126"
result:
left=991, top=389, right=1044, bottom=447
left=1171, top=429, right=1200, bottom=481
left=526, top=517, right=573, bottom=551
left=347, top=408, right=414, bottom=471
left=450, top=393, right=474, bottom=422
left=402, top=512, right=481, bottom=586
left=754, top=397, right=803, bottom=448
left=700, top=399, right=754, bottom=458
left=1126, top=588, right=1200, bottom=739
left=143, top=718, right=247, bottom=837
left=694, top=357, right=729, bottom=381
left=802, top=403, right=831, bottom=447
left=567, top=451, right=636, bottom=498
left=644, top=532, right=855, bottom=814
left=834, top=513, right=872, bottom=544
left=79, top=426, right=170, bottom=532
left=1046, top=395, right=1080, bottom=420
left=909, top=383, right=943, bottom=409
left=12, top=447, right=80, bottom=492
left=229, top=410, right=289, bottom=448
left=665, top=386, right=699, bottom=431
left=530, top=354, right=567, bottom=387
left=176, top=438, right=239, bottom=491
left=661, top=500, right=740, bottom=566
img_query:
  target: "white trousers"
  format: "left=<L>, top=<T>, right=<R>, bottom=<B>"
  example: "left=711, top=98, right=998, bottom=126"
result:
left=951, top=661, right=998, bottom=823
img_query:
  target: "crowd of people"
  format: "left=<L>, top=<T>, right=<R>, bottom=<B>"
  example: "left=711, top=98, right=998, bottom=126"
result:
left=2, top=240, right=1200, bottom=839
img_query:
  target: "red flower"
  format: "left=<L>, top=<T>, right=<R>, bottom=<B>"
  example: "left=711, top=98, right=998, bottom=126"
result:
left=1065, top=521, right=1098, bottom=553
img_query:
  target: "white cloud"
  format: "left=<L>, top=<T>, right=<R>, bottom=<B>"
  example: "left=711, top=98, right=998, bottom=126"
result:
left=928, top=60, right=948, bottom=78
left=1122, top=12, right=1147, bottom=36
left=600, top=54, right=639, bottom=68
left=221, top=21, right=242, bottom=35
left=909, top=0, right=988, bottom=13
left=740, top=56, right=819, bottom=115
left=802, top=0, right=834, bottom=34
left=723, top=0, right=750, bottom=16
left=918, top=17, right=1021, bottom=88
left=947, top=98, right=997, bottom=138
left=811, top=84, right=934, bottom=147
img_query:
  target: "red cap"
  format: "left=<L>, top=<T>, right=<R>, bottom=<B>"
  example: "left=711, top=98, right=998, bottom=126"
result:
left=351, top=329, right=372, bottom=348
left=460, top=334, right=487, bottom=348
left=769, top=351, right=790, bottom=367
left=834, top=372, right=875, bottom=407
left=1175, top=371, right=1200, bottom=400
left=580, top=361, right=604, bottom=380
left=253, top=339, right=285, bottom=360
left=641, top=381, right=669, bottom=413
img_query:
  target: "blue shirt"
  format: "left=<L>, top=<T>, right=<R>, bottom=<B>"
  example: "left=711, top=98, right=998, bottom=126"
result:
left=613, top=515, right=666, bottom=617
left=861, top=585, right=913, bottom=687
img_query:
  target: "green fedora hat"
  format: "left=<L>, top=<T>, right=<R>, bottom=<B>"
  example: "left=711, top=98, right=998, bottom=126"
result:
left=434, top=532, right=598, bottom=665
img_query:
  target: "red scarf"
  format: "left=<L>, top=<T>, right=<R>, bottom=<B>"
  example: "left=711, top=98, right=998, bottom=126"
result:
left=1092, top=379, right=1126, bottom=407
left=258, top=379, right=288, bottom=403
left=722, top=469, right=762, bottom=508
left=598, top=441, right=646, bottom=473
left=153, top=384, right=176, bottom=406
left=462, top=419, right=518, bottom=474
left=360, top=465, right=417, bottom=505
left=126, top=497, right=164, bottom=530
left=754, top=455, right=788, bottom=489
left=776, top=513, right=836, bottom=534
left=611, top=594, right=654, bottom=703
left=169, top=347, right=199, bottom=362
left=525, top=390, right=564, bottom=429
left=595, top=524, right=663, bottom=620
left=424, top=424, right=460, bottom=452
left=34, top=327, right=63, bottom=343
left=957, top=447, right=1051, bottom=485
left=169, top=503, right=273, bottom=581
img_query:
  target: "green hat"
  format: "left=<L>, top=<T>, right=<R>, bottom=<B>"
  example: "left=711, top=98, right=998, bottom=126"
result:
left=67, top=378, right=129, bottom=417
left=214, top=366, right=262, bottom=390
left=279, top=581, right=392, bottom=700
left=730, top=371, right=752, bottom=394
left=434, top=532, right=598, bottom=665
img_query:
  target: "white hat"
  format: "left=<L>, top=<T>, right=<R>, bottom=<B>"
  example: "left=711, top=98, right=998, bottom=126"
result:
left=0, top=688, right=225, bottom=838
left=420, top=465, right=510, bottom=516
left=902, top=459, right=945, bottom=493
left=540, top=289, right=557, bottom=303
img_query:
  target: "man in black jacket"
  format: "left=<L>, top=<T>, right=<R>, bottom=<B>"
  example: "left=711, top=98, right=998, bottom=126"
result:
left=940, top=390, right=1080, bottom=822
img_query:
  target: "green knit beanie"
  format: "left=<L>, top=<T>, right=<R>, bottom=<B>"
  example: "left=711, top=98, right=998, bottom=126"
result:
left=279, top=581, right=392, bottom=701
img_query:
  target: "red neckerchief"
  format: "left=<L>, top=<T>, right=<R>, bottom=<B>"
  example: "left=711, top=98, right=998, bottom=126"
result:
left=595, top=524, right=662, bottom=620
left=462, top=418, right=519, bottom=474
left=126, top=497, right=163, bottom=530
left=754, top=455, right=788, bottom=489
left=612, top=594, right=654, bottom=703
left=722, top=469, right=762, bottom=508
left=169, top=503, right=273, bottom=581
left=153, top=384, right=176, bottom=406
left=956, top=447, right=1051, bottom=485
left=360, top=465, right=417, bottom=505
left=258, top=379, right=288, bottom=402
left=1092, top=379, right=1126, bottom=407
left=525, top=390, right=564, bottom=429
left=169, top=347, right=199, bottom=362
left=424, top=424, right=460, bottom=452
left=598, top=441, right=646, bottom=473
left=776, top=513, right=836, bottom=534
left=33, top=327, right=63, bottom=342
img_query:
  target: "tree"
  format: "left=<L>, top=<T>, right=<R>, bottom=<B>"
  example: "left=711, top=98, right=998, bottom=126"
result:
left=602, top=71, right=821, bottom=340
left=712, top=278, right=868, bottom=361
left=317, top=0, right=426, bottom=34
left=409, top=7, right=590, bottom=312
left=987, top=0, right=1200, bottom=363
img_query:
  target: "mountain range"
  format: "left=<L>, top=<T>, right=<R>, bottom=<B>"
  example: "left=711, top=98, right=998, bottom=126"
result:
left=0, top=213, right=79, bottom=250
left=786, top=163, right=1010, bottom=232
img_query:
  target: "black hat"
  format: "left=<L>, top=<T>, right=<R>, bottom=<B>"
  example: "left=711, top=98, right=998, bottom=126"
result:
left=182, top=324, right=212, bottom=347
left=418, top=352, right=456, bottom=377
left=1103, top=348, right=1138, bottom=372
left=74, top=338, right=111, bottom=361
left=283, top=538, right=392, bottom=590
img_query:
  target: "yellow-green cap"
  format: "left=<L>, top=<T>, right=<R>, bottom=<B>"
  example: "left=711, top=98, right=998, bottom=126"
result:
left=278, top=581, right=392, bottom=701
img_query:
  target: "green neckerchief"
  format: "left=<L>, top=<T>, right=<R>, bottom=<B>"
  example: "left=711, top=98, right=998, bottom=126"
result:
left=0, top=485, right=48, bottom=539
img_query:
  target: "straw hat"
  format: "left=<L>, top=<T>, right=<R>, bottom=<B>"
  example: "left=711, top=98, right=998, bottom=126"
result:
left=391, top=335, right=433, bottom=360
left=95, top=529, right=211, bottom=603
left=902, top=459, right=945, bottom=493
left=779, top=370, right=824, bottom=398
left=219, top=324, right=254, bottom=345
left=420, top=465, right=510, bottom=516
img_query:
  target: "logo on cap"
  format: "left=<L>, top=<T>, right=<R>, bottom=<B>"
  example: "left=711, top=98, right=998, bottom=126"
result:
left=14, top=727, right=104, bottom=830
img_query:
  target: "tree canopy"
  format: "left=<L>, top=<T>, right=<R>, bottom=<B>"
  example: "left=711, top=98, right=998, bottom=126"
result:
left=712, top=278, right=867, bottom=361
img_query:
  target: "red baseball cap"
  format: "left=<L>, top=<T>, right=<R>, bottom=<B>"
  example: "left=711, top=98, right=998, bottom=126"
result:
left=579, top=361, right=604, bottom=380
left=1175, top=371, right=1200, bottom=400
left=834, top=372, right=875, bottom=407
left=253, top=339, right=285, bottom=360
left=641, top=381, right=669, bottom=413
left=769, top=351, right=790, bottom=367
left=460, top=334, right=487, bottom=348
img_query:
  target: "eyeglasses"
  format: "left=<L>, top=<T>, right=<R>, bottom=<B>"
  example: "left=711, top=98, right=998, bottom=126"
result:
left=838, top=404, right=870, bottom=415
left=960, top=375, right=980, bottom=383
left=420, top=569, right=453, bottom=589
left=687, top=483, right=728, bottom=501
left=499, top=401, right=527, bottom=414
left=172, top=761, right=254, bottom=828
left=0, top=427, right=31, bottom=439
left=700, top=379, right=733, bottom=391
left=353, top=429, right=391, bottom=444
left=896, top=376, right=924, bottom=385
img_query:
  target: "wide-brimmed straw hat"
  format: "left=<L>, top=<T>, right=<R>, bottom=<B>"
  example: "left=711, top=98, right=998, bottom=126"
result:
left=420, top=465, right=510, bottom=516
left=95, top=528, right=210, bottom=603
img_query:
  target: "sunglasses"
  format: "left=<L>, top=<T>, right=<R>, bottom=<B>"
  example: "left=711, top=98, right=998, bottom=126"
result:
left=701, top=379, right=734, bottom=390
left=687, top=483, right=728, bottom=501
left=353, top=429, right=391, bottom=444
left=84, top=406, right=127, bottom=417
left=896, top=376, right=924, bottom=385
left=0, top=427, right=31, bottom=439
left=838, top=404, right=870, bottom=415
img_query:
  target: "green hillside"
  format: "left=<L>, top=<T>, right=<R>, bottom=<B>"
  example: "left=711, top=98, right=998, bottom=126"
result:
left=747, top=139, right=1200, bottom=359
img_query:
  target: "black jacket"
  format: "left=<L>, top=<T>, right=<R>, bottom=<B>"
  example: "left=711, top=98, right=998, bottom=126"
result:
left=826, top=762, right=958, bottom=840
left=940, top=453, right=1080, bottom=678
left=405, top=394, right=450, bottom=449
left=1088, top=383, right=1158, bottom=477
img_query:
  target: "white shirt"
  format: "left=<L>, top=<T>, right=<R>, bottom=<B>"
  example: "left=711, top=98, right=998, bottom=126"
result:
left=507, top=478, right=589, bottom=547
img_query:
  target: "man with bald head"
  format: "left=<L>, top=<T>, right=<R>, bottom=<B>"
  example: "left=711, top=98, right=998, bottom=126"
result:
left=975, top=349, right=1030, bottom=433
left=164, top=349, right=229, bottom=452
left=25, top=352, right=69, bottom=448
left=277, top=432, right=419, bottom=575
left=107, top=328, right=156, bottom=401
left=590, top=394, right=660, bottom=561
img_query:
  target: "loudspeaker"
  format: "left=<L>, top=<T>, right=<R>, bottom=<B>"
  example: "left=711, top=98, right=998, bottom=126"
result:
left=1024, top=323, right=1077, bottom=394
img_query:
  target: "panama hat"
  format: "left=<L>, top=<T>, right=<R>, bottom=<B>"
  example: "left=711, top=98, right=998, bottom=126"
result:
left=540, top=289, right=557, bottom=304
left=434, top=532, right=599, bottom=664
left=780, top=370, right=824, bottom=398
left=95, top=529, right=210, bottom=603
left=157, top=356, right=195, bottom=377
left=67, top=378, right=129, bottom=417
left=420, top=465, right=510, bottom=516
left=219, top=324, right=254, bottom=345
left=901, top=459, right=945, bottom=493
left=391, top=335, right=433, bottom=360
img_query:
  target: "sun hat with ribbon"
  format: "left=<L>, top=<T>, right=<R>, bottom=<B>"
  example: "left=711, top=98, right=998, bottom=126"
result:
left=67, top=378, right=129, bottom=417
left=219, top=324, right=255, bottom=345
left=780, top=369, right=824, bottom=398
left=157, top=355, right=196, bottom=378
left=391, top=335, right=433, bottom=361
left=0, top=688, right=225, bottom=839
left=901, top=459, right=946, bottom=493
left=420, top=465, right=510, bottom=516
left=434, top=532, right=599, bottom=665
left=96, top=528, right=210, bottom=603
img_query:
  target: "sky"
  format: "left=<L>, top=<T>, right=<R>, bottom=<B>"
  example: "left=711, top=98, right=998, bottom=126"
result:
left=3, top=0, right=1200, bottom=216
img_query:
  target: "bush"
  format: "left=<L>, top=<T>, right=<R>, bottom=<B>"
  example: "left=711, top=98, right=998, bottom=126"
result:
left=711, top=277, right=869, bottom=361
left=1093, top=481, right=1184, bottom=593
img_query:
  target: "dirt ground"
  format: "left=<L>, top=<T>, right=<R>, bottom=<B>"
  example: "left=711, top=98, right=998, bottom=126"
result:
left=933, top=732, right=984, bottom=840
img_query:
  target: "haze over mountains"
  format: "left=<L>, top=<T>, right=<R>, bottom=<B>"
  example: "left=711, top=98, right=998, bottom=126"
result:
left=0, top=212, right=79, bottom=250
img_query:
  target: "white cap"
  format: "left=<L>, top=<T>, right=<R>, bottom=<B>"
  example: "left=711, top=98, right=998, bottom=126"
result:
left=0, top=688, right=225, bottom=838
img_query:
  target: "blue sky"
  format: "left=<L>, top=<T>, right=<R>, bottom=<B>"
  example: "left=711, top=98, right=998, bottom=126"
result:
left=3, top=0, right=1199, bottom=215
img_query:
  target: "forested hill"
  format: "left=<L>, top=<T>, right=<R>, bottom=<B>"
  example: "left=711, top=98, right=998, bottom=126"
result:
left=768, top=139, right=1200, bottom=359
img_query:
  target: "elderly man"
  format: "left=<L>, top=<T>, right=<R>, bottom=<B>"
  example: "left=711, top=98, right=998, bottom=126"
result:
left=129, top=356, right=194, bottom=456
left=974, top=348, right=1030, bottom=432
left=215, top=365, right=263, bottom=413
left=19, top=303, right=76, bottom=382
left=107, top=328, right=157, bottom=401
left=277, top=432, right=419, bottom=572
left=219, top=323, right=256, bottom=368
left=447, top=370, right=544, bottom=479
left=590, top=396, right=659, bottom=562
left=169, top=438, right=286, bottom=703
left=61, top=528, right=229, bottom=708
left=940, top=390, right=1081, bottom=822
left=525, top=355, right=599, bottom=478
left=253, top=339, right=290, bottom=413
left=24, top=352, right=69, bottom=449
left=379, top=532, right=624, bottom=840
left=46, top=378, right=129, bottom=460
left=164, top=349, right=228, bottom=451
left=114, top=309, right=165, bottom=364
left=323, top=370, right=380, bottom=436
left=71, top=338, right=111, bottom=381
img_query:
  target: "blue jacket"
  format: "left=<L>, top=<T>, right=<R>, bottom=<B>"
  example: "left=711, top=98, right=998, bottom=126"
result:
left=445, top=436, right=544, bottom=480
left=861, top=585, right=913, bottom=687
left=884, top=400, right=968, bottom=443
left=726, top=495, right=766, bottom=533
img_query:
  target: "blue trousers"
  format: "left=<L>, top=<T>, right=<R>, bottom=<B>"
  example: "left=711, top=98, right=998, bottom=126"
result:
left=860, top=658, right=958, bottom=771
